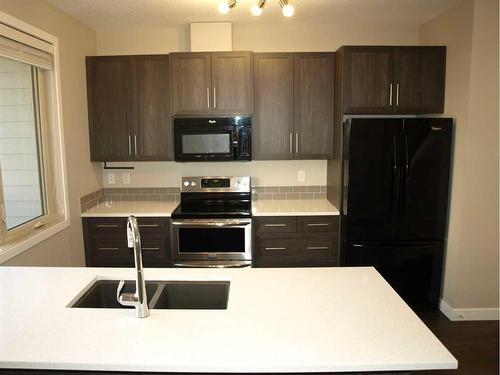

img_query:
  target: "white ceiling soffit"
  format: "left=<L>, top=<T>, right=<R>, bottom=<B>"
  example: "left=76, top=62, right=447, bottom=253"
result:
left=48, top=0, right=462, bottom=30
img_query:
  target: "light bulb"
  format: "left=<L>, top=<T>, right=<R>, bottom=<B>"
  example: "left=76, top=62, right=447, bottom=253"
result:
left=282, top=4, right=294, bottom=17
left=218, top=2, right=230, bottom=14
left=251, top=4, right=263, bottom=16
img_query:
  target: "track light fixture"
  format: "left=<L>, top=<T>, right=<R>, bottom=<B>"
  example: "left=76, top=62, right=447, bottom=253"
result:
left=279, top=0, right=295, bottom=17
left=218, top=0, right=295, bottom=17
left=218, top=0, right=237, bottom=15
left=251, top=0, right=266, bottom=16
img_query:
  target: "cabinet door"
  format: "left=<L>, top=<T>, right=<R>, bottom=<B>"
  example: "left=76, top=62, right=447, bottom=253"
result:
left=293, top=53, right=334, bottom=159
left=132, top=55, right=173, bottom=161
left=253, top=53, right=294, bottom=160
left=211, top=52, right=253, bottom=115
left=342, top=47, right=395, bottom=114
left=394, top=47, right=446, bottom=114
left=170, top=52, right=211, bottom=115
left=86, top=56, right=133, bottom=161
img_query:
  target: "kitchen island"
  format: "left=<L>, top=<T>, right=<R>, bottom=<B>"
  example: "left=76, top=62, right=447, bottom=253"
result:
left=0, top=266, right=456, bottom=373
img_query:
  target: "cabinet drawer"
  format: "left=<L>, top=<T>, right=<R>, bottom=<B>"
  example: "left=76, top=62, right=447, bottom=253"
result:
left=86, top=218, right=127, bottom=238
left=254, top=217, right=296, bottom=234
left=141, top=239, right=169, bottom=266
left=86, top=239, right=132, bottom=267
left=137, top=217, right=169, bottom=237
left=297, top=216, right=339, bottom=234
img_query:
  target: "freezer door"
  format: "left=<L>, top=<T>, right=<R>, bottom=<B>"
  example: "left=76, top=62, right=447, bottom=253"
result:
left=398, top=118, right=453, bottom=240
left=344, top=118, right=403, bottom=241
left=343, top=241, right=444, bottom=306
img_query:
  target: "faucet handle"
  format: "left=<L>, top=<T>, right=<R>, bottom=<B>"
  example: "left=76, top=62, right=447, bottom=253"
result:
left=117, top=280, right=138, bottom=307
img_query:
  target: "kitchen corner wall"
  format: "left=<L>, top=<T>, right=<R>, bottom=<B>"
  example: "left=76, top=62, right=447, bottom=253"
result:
left=420, top=0, right=499, bottom=317
left=96, top=16, right=419, bottom=190
left=0, top=0, right=100, bottom=266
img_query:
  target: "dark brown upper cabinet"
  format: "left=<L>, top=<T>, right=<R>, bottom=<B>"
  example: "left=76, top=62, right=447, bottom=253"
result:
left=253, top=52, right=334, bottom=160
left=86, top=55, right=173, bottom=162
left=170, top=51, right=253, bottom=115
left=338, top=46, right=446, bottom=114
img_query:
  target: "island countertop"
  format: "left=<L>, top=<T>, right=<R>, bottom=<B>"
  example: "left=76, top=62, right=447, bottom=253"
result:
left=0, top=266, right=456, bottom=373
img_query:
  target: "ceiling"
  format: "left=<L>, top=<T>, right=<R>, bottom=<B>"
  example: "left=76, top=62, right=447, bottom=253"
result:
left=48, top=0, right=462, bottom=30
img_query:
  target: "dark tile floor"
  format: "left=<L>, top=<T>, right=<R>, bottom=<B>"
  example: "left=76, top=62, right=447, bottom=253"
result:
left=415, top=309, right=499, bottom=374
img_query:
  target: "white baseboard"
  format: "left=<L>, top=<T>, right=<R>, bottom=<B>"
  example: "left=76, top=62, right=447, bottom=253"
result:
left=439, top=299, right=500, bottom=321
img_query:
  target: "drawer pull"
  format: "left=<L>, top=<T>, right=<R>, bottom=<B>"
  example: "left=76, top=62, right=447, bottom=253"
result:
left=138, top=224, right=160, bottom=228
left=264, top=224, right=287, bottom=227
left=143, top=247, right=160, bottom=251
left=96, top=224, right=119, bottom=228
left=306, top=223, right=330, bottom=227
left=307, top=246, right=329, bottom=250
left=265, top=247, right=287, bottom=251
left=97, top=247, right=119, bottom=251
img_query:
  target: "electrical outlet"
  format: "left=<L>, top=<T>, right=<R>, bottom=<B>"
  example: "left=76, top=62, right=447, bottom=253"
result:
left=123, top=173, right=130, bottom=185
left=107, top=173, right=115, bottom=185
left=298, top=170, right=306, bottom=182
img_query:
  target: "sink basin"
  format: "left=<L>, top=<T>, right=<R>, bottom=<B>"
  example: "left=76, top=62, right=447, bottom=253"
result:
left=70, top=279, right=230, bottom=310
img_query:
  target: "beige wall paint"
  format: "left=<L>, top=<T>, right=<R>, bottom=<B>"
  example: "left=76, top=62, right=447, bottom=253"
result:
left=97, top=17, right=419, bottom=187
left=420, top=0, right=499, bottom=310
left=0, top=0, right=100, bottom=266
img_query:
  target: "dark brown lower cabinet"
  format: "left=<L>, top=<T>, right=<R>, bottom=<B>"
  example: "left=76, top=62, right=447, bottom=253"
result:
left=253, top=216, right=339, bottom=267
left=82, top=217, right=170, bottom=267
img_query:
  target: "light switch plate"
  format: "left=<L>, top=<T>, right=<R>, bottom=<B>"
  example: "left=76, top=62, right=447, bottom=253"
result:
left=298, top=170, right=306, bottom=182
left=107, top=173, right=115, bottom=185
left=123, top=173, right=130, bottom=185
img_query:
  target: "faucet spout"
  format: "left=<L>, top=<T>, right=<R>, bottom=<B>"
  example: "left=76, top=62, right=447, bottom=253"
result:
left=117, top=215, right=150, bottom=318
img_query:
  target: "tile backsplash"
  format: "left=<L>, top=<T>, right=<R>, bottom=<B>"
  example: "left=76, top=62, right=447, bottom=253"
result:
left=80, top=185, right=327, bottom=212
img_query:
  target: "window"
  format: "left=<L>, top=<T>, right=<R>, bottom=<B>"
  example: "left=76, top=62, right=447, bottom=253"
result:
left=0, top=14, right=69, bottom=259
left=0, top=57, right=47, bottom=232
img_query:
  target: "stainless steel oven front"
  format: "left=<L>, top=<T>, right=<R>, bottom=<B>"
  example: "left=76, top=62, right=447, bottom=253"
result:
left=171, top=218, right=252, bottom=268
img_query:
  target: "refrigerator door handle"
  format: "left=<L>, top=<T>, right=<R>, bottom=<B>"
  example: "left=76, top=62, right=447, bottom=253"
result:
left=405, top=135, right=410, bottom=181
left=392, top=135, right=399, bottom=213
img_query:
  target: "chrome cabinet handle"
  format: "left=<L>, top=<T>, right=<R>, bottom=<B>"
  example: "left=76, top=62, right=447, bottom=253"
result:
left=306, top=223, right=330, bottom=227
left=207, top=87, right=210, bottom=108
left=97, top=247, right=119, bottom=251
left=307, top=246, right=329, bottom=250
left=128, top=135, right=132, bottom=155
left=295, top=133, right=299, bottom=153
left=142, top=247, right=160, bottom=251
left=138, top=224, right=160, bottom=228
left=265, top=247, right=287, bottom=251
left=264, top=223, right=287, bottom=227
left=289, top=133, right=293, bottom=154
left=396, top=83, right=400, bottom=106
left=96, top=224, right=119, bottom=228
left=213, top=87, right=217, bottom=108
left=134, top=135, right=138, bottom=155
left=389, top=83, right=393, bottom=106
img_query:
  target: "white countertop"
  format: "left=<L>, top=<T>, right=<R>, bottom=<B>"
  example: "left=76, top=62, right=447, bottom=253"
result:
left=81, top=200, right=179, bottom=217
left=0, top=267, right=456, bottom=373
left=252, top=199, right=339, bottom=216
left=81, top=199, right=339, bottom=217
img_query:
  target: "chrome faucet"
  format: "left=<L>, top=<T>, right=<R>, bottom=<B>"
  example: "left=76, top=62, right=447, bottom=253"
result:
left=117, top=215, right=150, bottom=318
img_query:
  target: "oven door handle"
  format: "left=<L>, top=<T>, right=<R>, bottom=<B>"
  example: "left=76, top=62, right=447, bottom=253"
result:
left=171, top=219, right=252, bottom=227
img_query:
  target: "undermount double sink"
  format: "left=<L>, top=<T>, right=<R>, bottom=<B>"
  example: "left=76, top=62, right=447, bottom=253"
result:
left=70, top=279, right=230, bottom=310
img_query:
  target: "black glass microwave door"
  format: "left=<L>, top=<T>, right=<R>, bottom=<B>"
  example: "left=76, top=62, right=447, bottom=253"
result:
left=182, top=133, right=231, bottom=154
left=178, top=227, right=245, bottom=253
left=397, top=118, right=452, bottom=241
left=344, top=118, right=403, bottom=241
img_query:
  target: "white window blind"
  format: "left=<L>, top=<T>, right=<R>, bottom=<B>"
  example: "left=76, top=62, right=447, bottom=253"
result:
left=0, top=26, right=52, bottom=70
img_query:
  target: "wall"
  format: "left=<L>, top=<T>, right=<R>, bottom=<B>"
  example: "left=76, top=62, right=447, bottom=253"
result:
left=420, top=0, right=499, bottom=318
left=0, top=0, right=100, bottom=266
left=97, top=18, right=419, bottom=188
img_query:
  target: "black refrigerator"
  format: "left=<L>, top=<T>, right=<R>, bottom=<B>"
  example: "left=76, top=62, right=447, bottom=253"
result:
left=341, top=117, right=453, bottom=307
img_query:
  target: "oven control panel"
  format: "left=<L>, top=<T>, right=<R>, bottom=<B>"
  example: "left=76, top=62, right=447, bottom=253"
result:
left=180, top=176, right=251, bottom=193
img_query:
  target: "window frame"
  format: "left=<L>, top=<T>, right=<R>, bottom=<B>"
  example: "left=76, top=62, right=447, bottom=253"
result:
left=0, top=10, right=69, bottom=263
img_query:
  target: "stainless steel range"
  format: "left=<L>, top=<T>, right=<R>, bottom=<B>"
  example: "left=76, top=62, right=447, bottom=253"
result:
left=171, top=176, right=252, bottom=268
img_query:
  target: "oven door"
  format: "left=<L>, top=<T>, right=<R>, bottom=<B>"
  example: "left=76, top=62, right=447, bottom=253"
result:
left=171, top=219, right=252, bottom=266
left=174, top=125, right=235, bottom=161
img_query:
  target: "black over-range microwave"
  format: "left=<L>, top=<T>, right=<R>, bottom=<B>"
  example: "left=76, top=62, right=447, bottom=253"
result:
left=173, top=116, right=251, bottom=162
